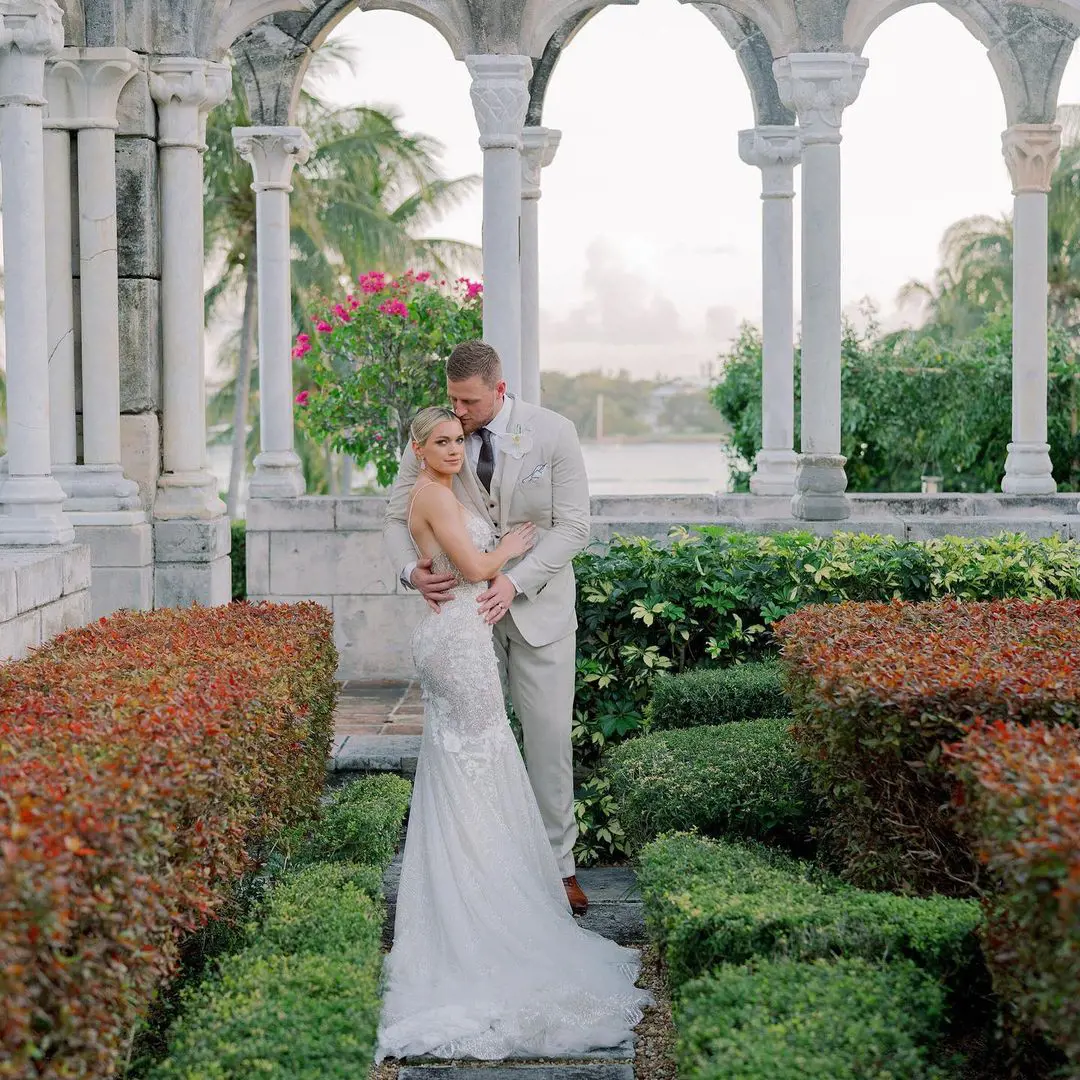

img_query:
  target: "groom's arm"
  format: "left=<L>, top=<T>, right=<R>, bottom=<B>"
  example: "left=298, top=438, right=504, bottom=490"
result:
left=506, top=416, right=591, bottom=598
left=384, top=444, right=421, bottom=584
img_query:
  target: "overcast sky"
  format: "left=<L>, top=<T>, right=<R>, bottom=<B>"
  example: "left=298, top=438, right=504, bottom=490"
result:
left=319, top=0, right=1080, bottom=380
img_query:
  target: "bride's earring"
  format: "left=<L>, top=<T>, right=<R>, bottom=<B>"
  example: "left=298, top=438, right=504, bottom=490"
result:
left=419, top=458, right=427, bottom=471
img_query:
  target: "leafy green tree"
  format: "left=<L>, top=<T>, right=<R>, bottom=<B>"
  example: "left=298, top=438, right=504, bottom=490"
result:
left=539, top=370, right=656, bottom=437
left=203, top=56, right=478, bottom=514
left=296, top=272, right=483, bottom=486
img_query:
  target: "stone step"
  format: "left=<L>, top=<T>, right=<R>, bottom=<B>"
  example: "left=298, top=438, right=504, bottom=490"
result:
left=401, top=1062, right=635, bottom=1077
left=332, top=733, right=421, bottom=775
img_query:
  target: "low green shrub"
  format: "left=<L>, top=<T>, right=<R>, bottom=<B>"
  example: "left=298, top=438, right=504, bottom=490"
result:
left=646, top=661, right=789, bottom=730
left=296, top=773, right=412, bottom=869
left=639, top=834, right=983, bottom=992
left=148, top=948, right=382, bottom=1080
left=609, top=720, right=813, bottom=849
left=676, top=956, right=950, bottom=1080
left=251, top=863, right=384, bottom=958
left=231, top=520, right=246, bottom=601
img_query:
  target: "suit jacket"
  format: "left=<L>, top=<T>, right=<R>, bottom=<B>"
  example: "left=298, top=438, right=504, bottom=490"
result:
left=383, top=396, right=592, bottom=647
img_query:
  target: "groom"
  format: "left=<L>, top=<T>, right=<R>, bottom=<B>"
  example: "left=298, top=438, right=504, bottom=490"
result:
left=384, top=340, right=592, bottom=915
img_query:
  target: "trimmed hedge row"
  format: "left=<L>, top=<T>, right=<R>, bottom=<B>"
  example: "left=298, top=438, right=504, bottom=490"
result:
left=608, top=720, right=814, bottom=849
left=946, top=720, right=1080, bottom=1070
left=638, top=833, right=983, bottom=993
left=645, top=661, right=789, bottom=731
left=0, top=602, right=338, bottom=1080
left=775, top=597, right=1080, bottom=895
left=676, top=957, right=950, bottom=1080
left=151, top=775, right=412, bottom=1080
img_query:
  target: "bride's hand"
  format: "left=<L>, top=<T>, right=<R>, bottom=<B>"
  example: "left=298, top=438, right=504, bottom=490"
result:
left=501, top=522, right=537, bottom=559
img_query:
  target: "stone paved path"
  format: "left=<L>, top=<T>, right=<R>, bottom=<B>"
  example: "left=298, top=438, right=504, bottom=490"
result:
left=332, top=681, right=424, bottom=774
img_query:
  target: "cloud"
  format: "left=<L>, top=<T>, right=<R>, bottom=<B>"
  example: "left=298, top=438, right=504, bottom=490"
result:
left=542, top=237, right=689, bottom=345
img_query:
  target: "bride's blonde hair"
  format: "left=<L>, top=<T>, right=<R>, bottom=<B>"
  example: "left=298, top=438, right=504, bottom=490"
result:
left=410, top=406, right=461, bottom=447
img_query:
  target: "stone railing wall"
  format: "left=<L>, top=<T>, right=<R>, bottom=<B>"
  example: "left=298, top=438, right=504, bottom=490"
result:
left=247, top=492, right=1080, bottom=680
left=0, top=546, right=93, bottom=660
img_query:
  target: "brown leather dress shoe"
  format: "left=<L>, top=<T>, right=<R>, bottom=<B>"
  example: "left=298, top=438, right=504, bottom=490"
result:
left=563, top=875, right=588, bottom=916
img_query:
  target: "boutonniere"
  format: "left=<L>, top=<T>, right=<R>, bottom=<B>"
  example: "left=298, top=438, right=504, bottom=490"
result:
left=494, top=425, right=534, bottom=459
left=521, top=462, right=549, bottom=485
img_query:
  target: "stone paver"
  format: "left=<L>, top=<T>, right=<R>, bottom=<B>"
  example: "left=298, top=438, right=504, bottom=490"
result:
left=402, top=1066, right=634, bottom=1079
left=334, top=679, right=424, bottom=741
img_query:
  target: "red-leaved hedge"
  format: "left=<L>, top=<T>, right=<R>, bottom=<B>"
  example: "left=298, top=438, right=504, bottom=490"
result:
left=0, top=601, right=338, bottom=1080
left=945, top=720, right=1080, bottom=1068
left=774, top=598, right=1080, bottom=895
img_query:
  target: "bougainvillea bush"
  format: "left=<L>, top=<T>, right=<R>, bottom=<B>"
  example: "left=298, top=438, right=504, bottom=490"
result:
left=0, top=602, right=337, bottom=1080
left=774, top=598, right=1080, bottom=896
left=294, top=270, right=483, bottom=487
left=946, top=720, right=1080, bottom=1068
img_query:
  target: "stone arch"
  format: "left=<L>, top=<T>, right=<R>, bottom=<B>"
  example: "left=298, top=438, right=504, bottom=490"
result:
left=56, top=0, right=85, bottom=46
left=685, top=2, right=793, bottom=125
left=525, top=6, right=602, bottom=127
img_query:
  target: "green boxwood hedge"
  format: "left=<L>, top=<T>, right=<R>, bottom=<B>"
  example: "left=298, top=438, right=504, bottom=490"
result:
left=608, top=719, right=814, bottom=849
left=639, top=833, right=983, bottom=992
left=646, top=661, right=789, bottom=730
left=676, top=956, right=951, bottom=1080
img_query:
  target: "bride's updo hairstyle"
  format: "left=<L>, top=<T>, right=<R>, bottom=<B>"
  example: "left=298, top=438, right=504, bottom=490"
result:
left=410, top=406, right=461, bottom=447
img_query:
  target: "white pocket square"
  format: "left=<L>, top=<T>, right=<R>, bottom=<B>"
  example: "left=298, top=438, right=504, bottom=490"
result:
left=521, top=462, right=549, bottom=484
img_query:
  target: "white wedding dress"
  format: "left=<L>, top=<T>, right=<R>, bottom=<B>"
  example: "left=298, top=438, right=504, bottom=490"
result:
left=375, top=503, right=651, bottom=1061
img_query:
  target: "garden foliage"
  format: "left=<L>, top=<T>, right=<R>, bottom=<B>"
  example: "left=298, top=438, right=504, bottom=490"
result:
left=645, top=661, right=789, bottom=731
left=638, top=834, right=983, bottom=993
left=0, top=602, right=338, bottom=1080
left=608, top=720, right=813, bottom=849
left=570, top=528, right=1080, bottom=863
left=295, top=270, right=483, bottom=486
left=775, top=598, right=1080, bottom=895
left=946, top=721, right=1080, bottom=1068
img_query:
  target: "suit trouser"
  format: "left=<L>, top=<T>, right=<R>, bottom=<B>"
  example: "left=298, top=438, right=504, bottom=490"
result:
left=492, top=616, right=578, bottom=878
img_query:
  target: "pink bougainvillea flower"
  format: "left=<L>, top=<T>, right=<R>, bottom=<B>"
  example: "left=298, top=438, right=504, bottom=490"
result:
left=415, top=271, right=431, bottom=283
left=347, top=294, right=360, bottom=309
left=378, top=299, right=409, bottom=318
left=466, top=282, right=483, bottom=299
left=316, top=320, right=333, bottom=333
left=358, top=271, right=386, bottom=294
left=333, top=303, right=352, bottom=322
left=295, top=390, right=309, bottom=406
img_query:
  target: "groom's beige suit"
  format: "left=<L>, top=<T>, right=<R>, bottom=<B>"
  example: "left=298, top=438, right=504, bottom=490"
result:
left=384, top=394, right=591, bottom=877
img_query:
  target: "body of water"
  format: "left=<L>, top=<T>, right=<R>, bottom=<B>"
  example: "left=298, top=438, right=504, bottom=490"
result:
left=209, top=439, right=731, bottom=509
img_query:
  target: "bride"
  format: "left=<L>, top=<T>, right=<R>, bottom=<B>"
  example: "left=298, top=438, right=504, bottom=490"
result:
left=376, top=406, right=652, bottom=1062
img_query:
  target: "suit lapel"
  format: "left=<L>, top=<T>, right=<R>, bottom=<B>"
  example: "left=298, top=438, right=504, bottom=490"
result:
left=495, top=397, right=529, bottom=532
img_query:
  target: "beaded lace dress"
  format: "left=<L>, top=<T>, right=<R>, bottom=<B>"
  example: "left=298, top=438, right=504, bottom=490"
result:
left=375, top=499, right=651, bottom=1061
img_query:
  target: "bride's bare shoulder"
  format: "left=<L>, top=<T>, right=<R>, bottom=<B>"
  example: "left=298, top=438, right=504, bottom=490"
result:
left=409, top=481, right=456, bottom=515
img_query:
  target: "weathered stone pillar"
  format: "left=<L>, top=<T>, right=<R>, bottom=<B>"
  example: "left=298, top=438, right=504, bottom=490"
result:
left=739, top=125, right=800, bottom=496
left=233, top=126, right=312, bottom=499
left=466, top=54, right=531, bottom=395
left=1001, top=124, right=1060, bottom=495
left=47, top=48, right=142, bottom=509
left=150, top=58, right=231, bottom=606
left=0, top=0, right=73, bottom=545
left=520, top=126, right=560, bottom=405
left=775, top=53, right=867, bottom=521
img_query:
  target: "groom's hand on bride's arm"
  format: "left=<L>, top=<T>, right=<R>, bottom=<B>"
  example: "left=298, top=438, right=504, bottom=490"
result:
left=478, top=573, right=516, bottom=625
left=410, top=558, right=457, bottom=613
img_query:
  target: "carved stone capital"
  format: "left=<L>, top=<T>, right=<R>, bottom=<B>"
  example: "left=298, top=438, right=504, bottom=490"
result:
left=1002, top=124, right=1061, bottom=195
left=738, top=125, right=800, bottom=198
left=521, top=126, right=560, bottom=199
left=233, top=125, right=312, bottom=192
left=465, top=54, right=531, bottom=151
left=0, top=0, right=64, bottom=107
left=773, top=53, right=867, bottom=146
left=150, top=57, right=230, bottom=150
left=45, top=47, right=140, bottom=130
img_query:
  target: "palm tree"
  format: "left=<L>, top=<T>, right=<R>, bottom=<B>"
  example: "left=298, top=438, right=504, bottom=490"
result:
left=204, top=49, right=479, bottom=515
left=899, top=107, right=1080, bottom=338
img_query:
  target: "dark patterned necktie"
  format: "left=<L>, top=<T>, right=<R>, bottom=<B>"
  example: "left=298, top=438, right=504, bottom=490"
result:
left=476, top=427, right=495, bottom=493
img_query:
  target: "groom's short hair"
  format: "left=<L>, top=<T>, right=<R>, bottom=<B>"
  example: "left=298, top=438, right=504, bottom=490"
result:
left=447, top=341, right=502, bottom=387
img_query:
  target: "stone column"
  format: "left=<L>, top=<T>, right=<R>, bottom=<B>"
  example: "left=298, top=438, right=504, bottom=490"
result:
left=149, top=57, right=230, bottom=520
left=466, top=55, right=531, bottom=396
left=233, top=126, right=313, bottom=499
left=520, top=126, right=560, bottom=405
left=42, top=109, right=77, bottom=477
left=1001, top=124, right=1060, bottom=495
left=150, top=58, right=231, bottom=608
left=47, top=47, right=141, bottom=510
left=738, top=125, right=801, bottom=495
left=0, top=0, right=73, bottom=545
left=774, top=53, right=867, bottom=521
